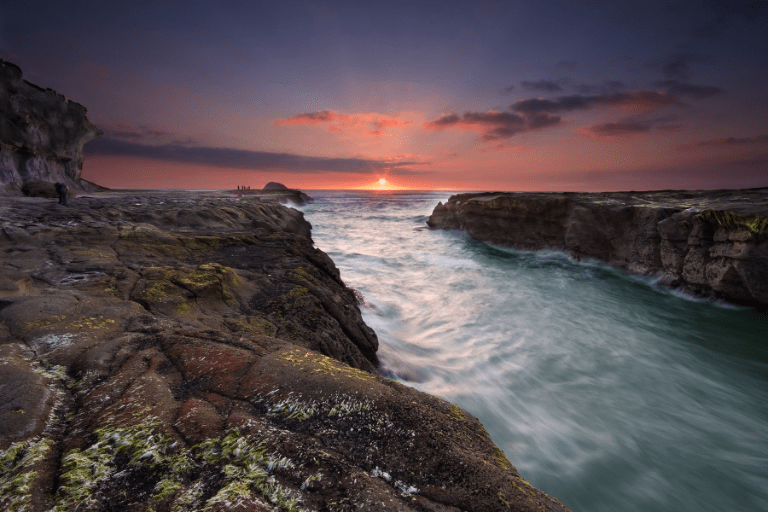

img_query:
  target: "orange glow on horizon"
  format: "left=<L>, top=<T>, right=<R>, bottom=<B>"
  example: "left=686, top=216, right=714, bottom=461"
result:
left=352, top=178, right=410, bottom=191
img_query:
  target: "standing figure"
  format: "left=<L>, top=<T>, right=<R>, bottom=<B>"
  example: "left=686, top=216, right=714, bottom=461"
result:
left=55, top=182, right=68, bottom=205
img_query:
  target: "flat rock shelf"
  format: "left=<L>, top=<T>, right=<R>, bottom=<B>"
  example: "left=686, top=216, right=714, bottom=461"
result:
left=0, top=191, right=571, bottom=512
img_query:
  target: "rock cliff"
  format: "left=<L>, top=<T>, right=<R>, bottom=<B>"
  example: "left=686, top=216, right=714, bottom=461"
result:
left=0, top=59, right=102, bottom=195
left=0, top=192, right=571, bottom=512
left=428, top=189, right=768, bottom=310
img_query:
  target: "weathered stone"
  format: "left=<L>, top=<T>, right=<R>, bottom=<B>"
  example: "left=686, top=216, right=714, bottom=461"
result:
left=428, top=189, right=768, bottom=310
left=1, top=59, right=103, bottom=195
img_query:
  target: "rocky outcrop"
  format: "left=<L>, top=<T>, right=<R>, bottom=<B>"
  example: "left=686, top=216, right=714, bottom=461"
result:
left=0, top=192, right=571, bottom=512
left=428, top=188, right=768, bottom=310
left=0, top=59, right=102, bottom=196
left=232, top=184, right=314, bottom=206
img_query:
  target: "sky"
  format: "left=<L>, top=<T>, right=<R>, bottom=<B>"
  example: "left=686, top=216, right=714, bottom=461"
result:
left=2, top=0, right=767, bottom=191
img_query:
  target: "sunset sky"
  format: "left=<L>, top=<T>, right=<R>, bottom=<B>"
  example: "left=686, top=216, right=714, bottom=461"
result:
left=2, top=1, right=767, bottom=191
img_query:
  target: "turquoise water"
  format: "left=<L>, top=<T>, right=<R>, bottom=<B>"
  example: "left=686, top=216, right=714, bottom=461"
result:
left=298, top=190, right=768, bottom=512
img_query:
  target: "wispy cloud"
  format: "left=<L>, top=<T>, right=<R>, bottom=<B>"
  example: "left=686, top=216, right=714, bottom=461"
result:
left=275, top=110, right=411, bottom=137
left=84, top=138, right=423, bottom=174
left=511, top=91, right=681, bottom=114
left=696, top=134, right=768, bottom=147
left=654, top=80, right=724, bottom=99
left=577, top=121, right=651, bottom=140
left=520, top=80, right=563, bottom=92
left=423, top=110, right=560, bottom=141
left=101, top=123, right=197, bottom=145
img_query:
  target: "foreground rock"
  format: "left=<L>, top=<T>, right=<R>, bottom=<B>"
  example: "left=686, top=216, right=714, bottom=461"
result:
left=428, top=188, right=768, bottom=310
left=0, top=59, right=103, bottom=196
left=1, top=192, right=570, bottom=512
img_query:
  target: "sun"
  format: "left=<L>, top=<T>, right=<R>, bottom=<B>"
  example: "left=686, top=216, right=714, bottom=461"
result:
left=379, top=178, right=386, bottom=185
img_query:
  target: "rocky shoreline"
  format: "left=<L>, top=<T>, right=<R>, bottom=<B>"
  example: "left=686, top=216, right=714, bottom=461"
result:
left=427, top=188, right=768, bottom=310
left=0, top=191, right=571, bottom=512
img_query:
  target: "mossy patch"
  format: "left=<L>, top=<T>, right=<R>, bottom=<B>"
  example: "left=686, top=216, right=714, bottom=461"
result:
left=698, top=210, right=768, bottom=235
left=277, top=348, right=376, bottom=383
left=73, top=249, right=113, bottom=259
left=53, top=417, right=308, bottom=512
left=68, top=315, right=116, bottom=330
left=25, top=315, right=66, bottom=330
left=230, top=317, right=276, bottom=336
left=289, top=268, right=317, bottom=286
left=0, top=437, right=53, bottom=511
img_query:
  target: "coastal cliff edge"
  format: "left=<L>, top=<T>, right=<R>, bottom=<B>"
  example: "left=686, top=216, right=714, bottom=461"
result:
left=427, top=189, right=768, bottom=310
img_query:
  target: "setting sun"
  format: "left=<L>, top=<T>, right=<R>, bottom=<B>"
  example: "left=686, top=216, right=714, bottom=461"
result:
left=379, top=178, right=386, bottom=185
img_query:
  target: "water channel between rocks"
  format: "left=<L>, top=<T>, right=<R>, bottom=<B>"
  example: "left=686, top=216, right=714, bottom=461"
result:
left=298, top=190, right=768, bottom=512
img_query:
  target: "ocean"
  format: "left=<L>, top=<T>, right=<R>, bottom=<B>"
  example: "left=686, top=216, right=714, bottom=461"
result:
left=296, top=190, right=768, bottom=512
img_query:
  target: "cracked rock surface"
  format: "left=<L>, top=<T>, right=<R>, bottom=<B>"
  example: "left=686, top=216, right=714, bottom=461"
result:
left=0, top=192, right=571, bottom=512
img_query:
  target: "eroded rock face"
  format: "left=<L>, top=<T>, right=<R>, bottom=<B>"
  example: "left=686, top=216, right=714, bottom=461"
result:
left=0, top=59, right=102, bottom=195
left=428, top=189, right=768, bottom=310
left=0, top=192, right=572, bottom=512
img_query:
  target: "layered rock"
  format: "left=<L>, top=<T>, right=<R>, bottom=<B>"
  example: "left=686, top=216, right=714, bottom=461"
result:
left=0, top=59, right=102, bottom=195
left=428, top=188, right=768, bottom=310
left=0, top=192, right=570, bottom=512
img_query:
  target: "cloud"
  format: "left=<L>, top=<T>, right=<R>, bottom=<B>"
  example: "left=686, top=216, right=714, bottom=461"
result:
left=697, top=134, right=768, bottom=147
left=275, top=110, right=411, bottom=137
left=511, top=91, right=680, bottom=114
left=732, top=153, right=768, bottom=166
left=84, top=138, right=423, bottom=174
left=689, top=2, right=768, bottom=39
left=101, top=123, right=197, bottom=145
left=275, top=110, right=336, bottom=124
left=521, top=80, right=563, bottom=92
left=577, top=121, right=651, bottom=139
left=660, top=53, right=700, bottom=80
left=655, top=80, right=724, bottom=99
left=423, top=109, right=560, bottom=141
left=426, top=79, right=721, bottom=144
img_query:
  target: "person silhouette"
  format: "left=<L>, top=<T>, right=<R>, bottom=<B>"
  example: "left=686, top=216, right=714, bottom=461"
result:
left=54, top=182, right=68, bottom=205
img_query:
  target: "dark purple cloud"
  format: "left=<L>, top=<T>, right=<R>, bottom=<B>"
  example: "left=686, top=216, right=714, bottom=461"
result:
left=102, top=124, right=197, bottom=146
left=697, top=134, right=768, bottom=146
left=511, top=91, right=680, bottom=114
left=655, top=80, right=724, bottom=99
left=690, top=1, right=768, bottom=38
left=423, top=109, right=559, bottom=141
left=84, top=138, right=423, bottom=174
left=521, top=80, right=563, bottom=92
left=580, top=122, right=651, bottom=137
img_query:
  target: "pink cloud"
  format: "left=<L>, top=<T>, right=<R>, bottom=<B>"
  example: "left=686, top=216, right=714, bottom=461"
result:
left=275, top=110, right=412, bottom=137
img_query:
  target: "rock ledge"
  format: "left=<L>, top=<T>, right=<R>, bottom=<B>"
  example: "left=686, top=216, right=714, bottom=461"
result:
left=428, top=188, right=768, bottom=310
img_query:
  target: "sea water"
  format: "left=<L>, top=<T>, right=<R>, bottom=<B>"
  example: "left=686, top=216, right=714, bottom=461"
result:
left=297, top=190, right=768, bottom=512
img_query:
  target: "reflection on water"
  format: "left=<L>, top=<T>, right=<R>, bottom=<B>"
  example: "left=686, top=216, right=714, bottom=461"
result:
left=300, top=190, right=768, bottom=512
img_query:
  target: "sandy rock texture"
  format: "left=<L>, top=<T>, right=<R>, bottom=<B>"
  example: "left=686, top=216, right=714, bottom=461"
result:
left=0, top=191, right=571, bottom=512
left=0, top=59, right=103, bottom=196
left=428, top=188, right=768, bottom=310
